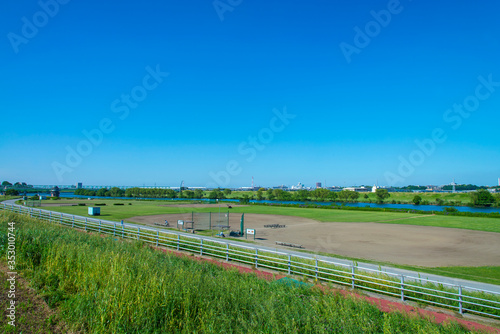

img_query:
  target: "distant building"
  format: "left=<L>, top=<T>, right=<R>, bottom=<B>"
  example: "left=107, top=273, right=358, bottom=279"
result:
left=344, top=186, right=369, bottom=192
left=316, top=182, right=322, bottom=189
left=372, top=184, right=378, bottom=193
left=77, top=182, right=83, bottom=189
left=290, top=182, right=305, bottom=190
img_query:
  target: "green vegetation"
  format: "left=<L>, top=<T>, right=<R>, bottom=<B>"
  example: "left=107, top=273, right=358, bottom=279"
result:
left=470, top=189, right=497, bottom=207
left=68, top=186, right=500, bottom=208
left=0, top=213, right=481, bottom=333
left=375, top=188, right=390, bottom=203
left=413, top=195, right=422, bottom=205
left=5, top=189, right=19, bottom=196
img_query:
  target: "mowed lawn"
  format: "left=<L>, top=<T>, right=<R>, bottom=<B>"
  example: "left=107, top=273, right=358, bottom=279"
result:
left=35, top=199, right=500, bottom=233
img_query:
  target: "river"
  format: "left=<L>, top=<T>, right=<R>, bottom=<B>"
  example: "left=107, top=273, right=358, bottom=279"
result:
left=24, top=192, right=500, bottom=214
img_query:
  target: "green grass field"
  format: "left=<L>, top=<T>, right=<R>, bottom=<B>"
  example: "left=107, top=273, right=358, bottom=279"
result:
left=0, top=213, right=480, bottom=333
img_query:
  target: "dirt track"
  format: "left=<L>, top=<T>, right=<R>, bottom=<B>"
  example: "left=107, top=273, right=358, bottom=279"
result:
left=128, top=213, right=500, bottom=267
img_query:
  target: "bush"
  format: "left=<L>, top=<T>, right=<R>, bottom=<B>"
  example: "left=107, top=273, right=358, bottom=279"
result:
left=94, top=203, right=106, bottom=206
left=113, top=203, right=124, bottom=206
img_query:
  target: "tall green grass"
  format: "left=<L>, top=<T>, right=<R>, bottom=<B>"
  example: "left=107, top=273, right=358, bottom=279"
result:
left=0, top=212, right=478, bottom=333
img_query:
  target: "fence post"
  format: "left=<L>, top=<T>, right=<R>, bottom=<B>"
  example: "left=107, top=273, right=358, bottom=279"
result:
left=137, top=228, right=140, bottom=241
left=72, top=215, right=75, bottom=226
left=458, top=285, right=463, bottom=314
left=156, top=230, right=159, bottom=247
left=60, top=213, right=63, bottom=225
left=49, top=211, right=51, bottom=221
left=226, top=243, right=229, bottom=261
left=122, top=224, right=124, bottom=238
left=114, top=223, right=116, bottom=237
left=255, top=249, right=258, bottom=268
left=177, top=235, right=180, bottom=250
left=400, top=275, right=405, bottom=301
left=288, top=254, right=291, bottom=275
left=351, top=265, right=356, bottom=289
left=85, top=218, right=87, bottom=231
left=99, top=221, right=102, bottom=234
left=72, top=215, right=74, bottom=228
left=200, top=239, right=203, bottom=256
left=315, top=258, right=318, bottom=280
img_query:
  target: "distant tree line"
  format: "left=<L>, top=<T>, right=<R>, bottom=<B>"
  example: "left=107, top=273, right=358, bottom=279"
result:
left=442, top=184, right=486, bottom=191
left=69, top=187, right=500, bottom=207
left=2, top=181, right=32, bottom=188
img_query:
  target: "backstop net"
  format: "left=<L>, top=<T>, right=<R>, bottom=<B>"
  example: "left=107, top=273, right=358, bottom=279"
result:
left=192, top=212, right=230, bottom=230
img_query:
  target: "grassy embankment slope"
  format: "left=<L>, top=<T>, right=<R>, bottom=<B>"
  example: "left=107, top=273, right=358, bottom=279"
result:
left=0, top=212, right=479, bottom=333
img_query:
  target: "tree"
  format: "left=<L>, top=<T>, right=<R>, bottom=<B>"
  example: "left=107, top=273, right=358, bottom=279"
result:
left=328, top=191, right=338, bottom=201
left=470, top=189, right=495, bottom=207
left=312, top=188, right=330, bottom=200
left=256, top=189, right=264, bottom=200
left=295, top=189, right=310, bottom=202
left=183, top=190, right=194, bottom=198
left=2, top=181, right=12, bottom=186
left=108, top=187, right=124, bottom=197
left=223, top=189, right=232, bottom=196
left=5, top=189, right=19, bottom=196
left=240, top=194, right=250, bottom=204
left=194, top=189, right=204, bottom=199
left=412, top=195, right=422, bottom=205
left=338, top=190, right=359, bottom=202
left=273, top=189, right=284, bottom=200
left=208, top=189, right=225, bottom=199
left=494, top=193, right=500, bottom=206
left=266, top=188, right=275, bottom=200
left=165, top=189, right=177, bottom=198
left=348, top=191, right=360, bottom=202
left=96, top=188, right=107, bottom=197
left=375, top=189, right=390, bottom=203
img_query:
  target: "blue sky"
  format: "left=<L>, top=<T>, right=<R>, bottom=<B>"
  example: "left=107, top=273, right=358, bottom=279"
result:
left=1, top=0, right=499, bottom=188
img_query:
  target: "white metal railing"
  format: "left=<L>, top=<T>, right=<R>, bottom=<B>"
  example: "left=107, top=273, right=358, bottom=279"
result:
left=2, top=202, right=500, bottom=319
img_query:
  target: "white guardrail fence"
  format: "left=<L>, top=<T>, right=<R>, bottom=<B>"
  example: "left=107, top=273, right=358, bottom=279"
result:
left=2, top=203, right=500, bottom=320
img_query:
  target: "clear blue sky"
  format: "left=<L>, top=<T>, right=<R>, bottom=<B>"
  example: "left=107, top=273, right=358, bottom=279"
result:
left=1, top=0, right=499, bottom=188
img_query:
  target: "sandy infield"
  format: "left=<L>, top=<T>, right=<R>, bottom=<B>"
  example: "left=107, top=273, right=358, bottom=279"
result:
left=129, top=212, right=500, bottom=267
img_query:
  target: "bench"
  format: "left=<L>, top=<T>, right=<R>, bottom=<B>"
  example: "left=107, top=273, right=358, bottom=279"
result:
left=264, top=224, right=286, bottom=228
left=275, top=241, right=303, bottom=248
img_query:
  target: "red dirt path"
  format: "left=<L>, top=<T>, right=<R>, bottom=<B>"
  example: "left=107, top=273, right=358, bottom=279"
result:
left=153, top=246, right=500, bottom=334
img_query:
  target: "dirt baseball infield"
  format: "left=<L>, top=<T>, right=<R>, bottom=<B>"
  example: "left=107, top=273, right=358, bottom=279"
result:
left=129, top=212, right=500, bottom=267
